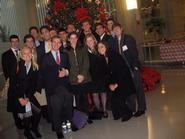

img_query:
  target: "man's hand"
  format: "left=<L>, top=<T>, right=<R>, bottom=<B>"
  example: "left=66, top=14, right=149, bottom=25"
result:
left=59, top=68, right=66, bottom=78
left=18, top=98, right=29, bottom=106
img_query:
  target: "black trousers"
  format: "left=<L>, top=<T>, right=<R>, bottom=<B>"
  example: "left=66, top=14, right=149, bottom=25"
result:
left=111, top=91, right=132, bottom=120
left=133, top=69, right=146, bottom=111
left=13, top=112, right=22, bottom=127
left=72, top=83, right=91, bottom=114
left=23, top=112, right=41, bottom=132
left=47, top=86, right=73, bottom=132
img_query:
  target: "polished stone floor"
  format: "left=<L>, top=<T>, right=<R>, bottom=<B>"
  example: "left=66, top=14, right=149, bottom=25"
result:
left=0, top=68, right=185, bottom=139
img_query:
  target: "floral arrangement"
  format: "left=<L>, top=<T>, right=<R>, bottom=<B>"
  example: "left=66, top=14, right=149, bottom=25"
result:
left=141, top=66, right=161, bottom=92
left=45, top=0, right=108, bottom=29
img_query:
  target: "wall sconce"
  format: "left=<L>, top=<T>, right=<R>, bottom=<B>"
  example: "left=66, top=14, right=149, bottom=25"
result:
left=126, top=0, right=138, bottom=10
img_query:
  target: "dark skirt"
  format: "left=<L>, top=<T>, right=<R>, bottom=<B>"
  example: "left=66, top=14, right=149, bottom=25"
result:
left=91, top=79, right=107, bottom=93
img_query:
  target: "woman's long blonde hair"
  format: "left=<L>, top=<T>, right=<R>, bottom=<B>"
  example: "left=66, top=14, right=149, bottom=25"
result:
left=84, top=33, right=98, bottom=54
left=20, top=46, right=39, bottom=71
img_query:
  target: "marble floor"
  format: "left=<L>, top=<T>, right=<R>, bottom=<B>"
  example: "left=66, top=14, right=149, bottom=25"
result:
left=0, top=68, right=185, bottom=139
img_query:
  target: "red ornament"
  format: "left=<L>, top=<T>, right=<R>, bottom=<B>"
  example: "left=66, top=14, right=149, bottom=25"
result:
left=75, top=7, right=90, bottom=22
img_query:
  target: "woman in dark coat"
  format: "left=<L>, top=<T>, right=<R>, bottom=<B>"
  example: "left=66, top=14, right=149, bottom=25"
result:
left=84, top=33, right=109, bottom=118
left=97, top=41, right=136, bottom=122
left=15, top=47, right=41, bottom=139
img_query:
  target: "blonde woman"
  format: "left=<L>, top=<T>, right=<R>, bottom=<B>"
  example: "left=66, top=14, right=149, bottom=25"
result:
left=24, top=34, right=49, bottom=123
left=16, top=47, right=41, bottom=139
left=84, top=33, right=109, bottom=118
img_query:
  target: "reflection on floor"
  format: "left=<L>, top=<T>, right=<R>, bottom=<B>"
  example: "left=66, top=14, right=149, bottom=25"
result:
left=0, top=68, right=185, bottom=139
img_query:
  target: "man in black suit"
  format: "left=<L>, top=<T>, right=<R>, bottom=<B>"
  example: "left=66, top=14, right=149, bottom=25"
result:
left=78, top=20, right=99, bottom=46
left=36, top=25, right=52, bottom=122
left=40, top=36, right=73, bottom=139
left=58, top=28, right=68, bottom=50
left=36, top=25, right=52, bottom=65
left=95, top=23, right=116, bottom=49
left=113, top=23, right=146, bottom=117
left=29, top=26, right=41, bottom=47
left=1, top=35, right=23, bottom=129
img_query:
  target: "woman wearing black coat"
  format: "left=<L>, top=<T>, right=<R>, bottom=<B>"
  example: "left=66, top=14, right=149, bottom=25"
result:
left=97, top=41, right=136, bottom=122
left=15, top=47, right=41, bottom=139
left=84, top=33, right=109, bottom=118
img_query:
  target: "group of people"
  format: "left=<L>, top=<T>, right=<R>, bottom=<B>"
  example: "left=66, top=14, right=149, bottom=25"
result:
left=1, top=18, right=146, bottom=139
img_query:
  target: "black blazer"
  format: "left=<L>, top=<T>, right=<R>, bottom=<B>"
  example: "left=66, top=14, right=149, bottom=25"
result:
left=107, top=50, right=136, bottom=97
left=15, top=60, right=40, bottom=113
left=115, top=33, right=141, bottom=70
left=100, top=33, right=116, bottom=50
left=40, top=51, right=70, bottom=95
left=1, top=49, right=18, bottom=80
left=2, top=49, right=19, bottom=112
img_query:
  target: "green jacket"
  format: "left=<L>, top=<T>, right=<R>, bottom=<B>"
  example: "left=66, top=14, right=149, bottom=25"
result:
left=67, top=46, right=91, bottom=84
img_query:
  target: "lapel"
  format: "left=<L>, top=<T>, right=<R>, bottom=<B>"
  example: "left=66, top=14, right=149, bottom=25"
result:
left=120, top=33, right=125, bottom=47
left=48, top=52, right=57, bottom=65
left=9, top=49, right=18, bottom=61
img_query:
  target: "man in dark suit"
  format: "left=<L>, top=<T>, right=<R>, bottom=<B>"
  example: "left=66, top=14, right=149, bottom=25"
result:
left=58, top=28, right=69, bottom=50
left=1, top=35, right=23, bottom=129
left=36, top=25, right=52, bottom=122
left=29, top=26, right=42, bottom=47
left=40, top=36, right=73, bottom=139
left=78, top=20, right=99, bottom=46
left=113, top=23, right=146, bottom=117
left=36, top=25, right=52, bottom=65
left=95, top=23, right=116, bottom=49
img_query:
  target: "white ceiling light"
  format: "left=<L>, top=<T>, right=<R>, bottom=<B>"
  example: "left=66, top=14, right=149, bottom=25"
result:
left=126, top=0, right=138, bottom=10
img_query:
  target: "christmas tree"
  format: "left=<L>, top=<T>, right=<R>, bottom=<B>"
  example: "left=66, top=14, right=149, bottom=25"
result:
left=45, top=0, right=108, bottom=29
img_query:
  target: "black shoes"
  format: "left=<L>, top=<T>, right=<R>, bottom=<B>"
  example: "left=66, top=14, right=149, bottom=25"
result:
left=24, top=131, right=35, bottom=139
left=134, top=111, right=145, bottom=117
left=87, top=118, right=93, bottom=124
left=31, top=129, right=42, bottom=138
left=15, top=123, right=24, bottom=130
left=56, top=131, right=64, bottom=139
left=121, top=114, right=132, bottom=122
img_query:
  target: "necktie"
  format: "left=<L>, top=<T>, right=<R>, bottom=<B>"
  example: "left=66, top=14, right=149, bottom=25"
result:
left=73, top=49, right=78, bottom=67
left=25, top=63, right=29, bottom=74
left=15, top=49, right=19, bottom=58
left=56, top=51, right=60, bottom=65
left=118, top=39, right=122, bottom=55
left=47, top=42, right=52, bottom=53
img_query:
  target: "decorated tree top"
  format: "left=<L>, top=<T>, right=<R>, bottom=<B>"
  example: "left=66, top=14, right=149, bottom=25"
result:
left=45, top=0, right=108, bottom=29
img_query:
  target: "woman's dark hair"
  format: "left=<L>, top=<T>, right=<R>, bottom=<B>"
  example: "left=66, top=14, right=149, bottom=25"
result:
left=97, top=41, right=109, bottom=57
left=29, top=26, right=39, bottom=34
left=23, top=34, right=35, bottom=43
left=68, top=31, right=78, bottom=39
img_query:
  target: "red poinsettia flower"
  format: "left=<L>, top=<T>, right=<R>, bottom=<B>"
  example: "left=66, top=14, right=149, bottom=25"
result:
left=53, top=0, right=67, bottom=12
left=75, top=7, right=90, bottom=22
left=141, top=66, right=161, bottom=92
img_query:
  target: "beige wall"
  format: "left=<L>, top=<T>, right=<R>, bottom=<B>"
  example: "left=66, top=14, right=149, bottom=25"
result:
left=14, top=0, right=38, bottom=41
left=27, top=0, right=39, bottom=27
